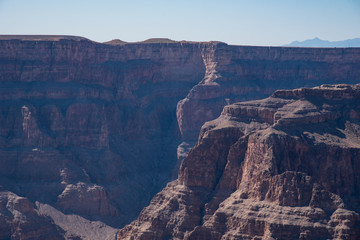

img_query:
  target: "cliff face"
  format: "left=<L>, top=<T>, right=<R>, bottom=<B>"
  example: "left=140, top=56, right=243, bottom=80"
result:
left=177, top=45, right=360, bottom=140
left=118, top=84, right=360, bottom=240
left=0, top=37, right=205, bottom=229
left=0, top=36, right=360, bottom=237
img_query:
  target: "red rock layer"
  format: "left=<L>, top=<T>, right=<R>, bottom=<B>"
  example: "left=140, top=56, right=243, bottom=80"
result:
left=118, top=84, right=360, bottom=240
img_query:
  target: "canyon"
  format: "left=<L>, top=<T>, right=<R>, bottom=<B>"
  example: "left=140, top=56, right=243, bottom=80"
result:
left=118, top=84, right=360, bottom=239
left=0, top=35, right=359, bottom=239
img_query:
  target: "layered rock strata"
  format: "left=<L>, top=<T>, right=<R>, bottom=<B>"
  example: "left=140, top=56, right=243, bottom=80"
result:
left=176, top=44, right=360, bottom=140
left=118, top=84, right=360, bottom=240
left=0, top=36, right=205, bottom=229
left=0, top=36, right=360, bottom=234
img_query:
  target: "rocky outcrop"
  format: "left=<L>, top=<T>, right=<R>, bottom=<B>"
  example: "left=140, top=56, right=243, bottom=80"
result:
left=118, top=84, right=360, bottom=239
left=0, top=36, right=360, bottom=236
left=56, top=182, right=118, bottom=218
left=0, top=190, right=64, bottom=240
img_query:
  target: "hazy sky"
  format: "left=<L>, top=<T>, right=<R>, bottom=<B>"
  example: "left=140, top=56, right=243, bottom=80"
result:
left=0, top=0, right=359, bottom=46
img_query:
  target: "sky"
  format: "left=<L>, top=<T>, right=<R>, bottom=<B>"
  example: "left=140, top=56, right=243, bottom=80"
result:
left=0, top=0, right=359, bottom=46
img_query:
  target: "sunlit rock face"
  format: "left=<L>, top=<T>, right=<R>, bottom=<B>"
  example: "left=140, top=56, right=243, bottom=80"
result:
left=119, top=84, right=360, bottom=240
left=0, top=36, right=360, bottom=238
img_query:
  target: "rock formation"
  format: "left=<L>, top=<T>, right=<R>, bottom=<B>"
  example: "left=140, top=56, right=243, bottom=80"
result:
left=0, top=190, right=64, bottom=239
left=0, top=35, right=360, bottom=238
left=118, top=84, right=360, bottom=239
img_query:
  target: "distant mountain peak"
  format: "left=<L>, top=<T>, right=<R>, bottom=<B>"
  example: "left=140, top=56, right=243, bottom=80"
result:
left=284, top=37, right=360, bottom=47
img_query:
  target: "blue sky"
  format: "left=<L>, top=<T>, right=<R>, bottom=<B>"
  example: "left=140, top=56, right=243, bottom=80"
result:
left=0, top=0, right=359, bottom=46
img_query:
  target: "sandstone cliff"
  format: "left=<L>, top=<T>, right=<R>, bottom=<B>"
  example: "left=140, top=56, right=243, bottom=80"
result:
left=0, top=36, right=360, bottom=237
left=118, top=84, right=360, bottom=240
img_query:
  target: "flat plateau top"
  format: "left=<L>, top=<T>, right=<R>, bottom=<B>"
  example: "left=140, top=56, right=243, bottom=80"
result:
left=0, top=35, right=88, bottom=41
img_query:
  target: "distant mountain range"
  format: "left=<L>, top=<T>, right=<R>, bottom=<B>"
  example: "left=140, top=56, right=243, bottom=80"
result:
left=284, top=37, right=360, bottom=47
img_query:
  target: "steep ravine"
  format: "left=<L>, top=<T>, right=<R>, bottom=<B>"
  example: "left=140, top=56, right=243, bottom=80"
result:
left=0, top=36, right=360, bottom=239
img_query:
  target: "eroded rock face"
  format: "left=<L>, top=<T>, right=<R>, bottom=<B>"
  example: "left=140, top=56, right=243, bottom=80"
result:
left=118, top=84, right=360, bottom=240
left=0, top=190, right=64, bottom=240
left=1, top=36, right=360, bottom=235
